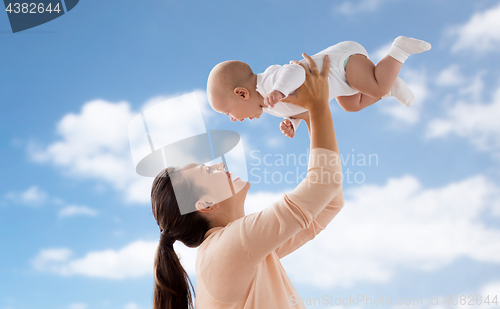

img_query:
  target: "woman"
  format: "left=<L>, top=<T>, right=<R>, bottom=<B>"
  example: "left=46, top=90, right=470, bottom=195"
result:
left=151, top=54, right=345, bottom=309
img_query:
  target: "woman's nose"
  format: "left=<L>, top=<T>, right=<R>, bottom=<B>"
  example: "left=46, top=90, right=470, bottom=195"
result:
left=211, top=162, right=225, bottom=171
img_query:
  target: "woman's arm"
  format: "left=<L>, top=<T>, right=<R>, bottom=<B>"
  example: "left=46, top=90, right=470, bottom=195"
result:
left=283, top=54, right=338, bottom=153
left=274, top=55, right=345, bottom=257
left=236, top=55, right=343, bottom=267
left=275, top=189, right=344, bottom=259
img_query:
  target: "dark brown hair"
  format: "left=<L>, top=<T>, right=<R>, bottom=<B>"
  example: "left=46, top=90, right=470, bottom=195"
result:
left=151, top=167, right=211, bottom=309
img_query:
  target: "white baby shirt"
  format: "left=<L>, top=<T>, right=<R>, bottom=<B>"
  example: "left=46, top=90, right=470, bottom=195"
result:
left=256, top=41, right=369, bottom=132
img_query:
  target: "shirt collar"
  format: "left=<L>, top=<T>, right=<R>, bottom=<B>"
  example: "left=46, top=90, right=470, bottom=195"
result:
left=255, top=73, right=266, bottom=98
left=202, top=226, right=224, bottom=242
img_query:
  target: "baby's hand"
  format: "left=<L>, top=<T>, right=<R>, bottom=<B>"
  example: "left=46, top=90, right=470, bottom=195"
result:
left=264, top=90, right=285, bottom=108
left=280, top=119, right=295, bottom=138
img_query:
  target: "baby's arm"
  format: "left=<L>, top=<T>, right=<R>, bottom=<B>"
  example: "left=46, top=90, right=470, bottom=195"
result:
left=280, top=111, right=309, bottom=139
left=265, top=64, right=306, bottom=107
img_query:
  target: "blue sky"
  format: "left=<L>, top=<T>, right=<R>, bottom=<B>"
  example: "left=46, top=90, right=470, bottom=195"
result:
left=1, top=0, right=500, bottom=308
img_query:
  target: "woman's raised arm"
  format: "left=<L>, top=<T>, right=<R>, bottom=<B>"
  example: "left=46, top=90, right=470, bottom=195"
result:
left=282, top=54, right=338, bottom=154
left=227, top=54, right=343, bottom=270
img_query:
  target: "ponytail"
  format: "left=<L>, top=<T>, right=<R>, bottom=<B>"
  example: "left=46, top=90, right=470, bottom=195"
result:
left=153, top=233, right=194, bottom=309
left=151, top=168, right=211, bottom=309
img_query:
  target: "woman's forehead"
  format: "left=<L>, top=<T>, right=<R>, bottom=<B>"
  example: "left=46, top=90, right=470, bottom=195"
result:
left=180, top=163, right=201, bottom=171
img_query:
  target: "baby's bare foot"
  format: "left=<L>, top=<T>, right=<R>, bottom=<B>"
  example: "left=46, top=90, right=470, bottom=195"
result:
left=280, top=119, right=295, bottom=138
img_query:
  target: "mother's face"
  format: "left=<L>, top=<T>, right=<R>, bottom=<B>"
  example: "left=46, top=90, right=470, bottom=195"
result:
left=178, top=162, right=249, bottom=209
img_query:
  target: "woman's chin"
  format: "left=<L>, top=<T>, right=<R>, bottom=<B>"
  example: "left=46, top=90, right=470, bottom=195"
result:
left=233, top=177, right=249, bottom=192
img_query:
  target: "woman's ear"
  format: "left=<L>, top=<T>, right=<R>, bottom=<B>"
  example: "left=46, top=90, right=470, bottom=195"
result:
left=234, top=87, right=250, bottom=100
left=195, top=195, right=219, bottom=212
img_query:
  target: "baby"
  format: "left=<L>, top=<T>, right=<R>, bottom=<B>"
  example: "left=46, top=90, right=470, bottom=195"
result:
left=207, top=36, right=431, bottom=138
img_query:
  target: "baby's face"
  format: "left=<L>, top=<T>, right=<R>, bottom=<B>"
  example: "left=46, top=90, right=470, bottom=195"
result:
left=210, top=96, right=263, bottom=122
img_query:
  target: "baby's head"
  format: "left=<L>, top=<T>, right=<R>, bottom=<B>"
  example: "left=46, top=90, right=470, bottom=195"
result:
left=207, top=60, right=264, bottom=122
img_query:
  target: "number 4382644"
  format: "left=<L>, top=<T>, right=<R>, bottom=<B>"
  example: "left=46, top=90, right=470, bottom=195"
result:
left=5, top=3, right=62, bottom=14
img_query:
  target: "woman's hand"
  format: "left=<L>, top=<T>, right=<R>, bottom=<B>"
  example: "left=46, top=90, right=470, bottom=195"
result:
left=283, top=53, right=338, bottom=153
left=281, top=53, right=330, bottom=112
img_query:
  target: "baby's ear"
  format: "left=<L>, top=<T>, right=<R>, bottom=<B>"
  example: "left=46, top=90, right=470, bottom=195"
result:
left=234, top=87, right=250, bottom=100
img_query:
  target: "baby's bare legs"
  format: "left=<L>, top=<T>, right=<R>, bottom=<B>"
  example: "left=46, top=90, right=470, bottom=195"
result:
left=344, top=37, right=431, bottom=110
left=336, top=93, right=382, bottom=112
left=345, top=54, right=402, bottom=99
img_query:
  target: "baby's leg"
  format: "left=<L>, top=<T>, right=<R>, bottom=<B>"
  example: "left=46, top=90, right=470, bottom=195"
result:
left=345, top=54, right=401, bottom=99
left=346, top=36, right=431, bottom=100
left=336, top=93, right=381, bottom=112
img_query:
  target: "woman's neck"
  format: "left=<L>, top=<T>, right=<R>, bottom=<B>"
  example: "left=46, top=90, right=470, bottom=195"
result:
left=205, top=199, right=245, bottom=229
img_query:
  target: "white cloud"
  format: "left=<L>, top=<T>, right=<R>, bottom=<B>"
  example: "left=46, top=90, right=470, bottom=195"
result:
left=449, top=3, right=500, bottom=52
left=28, top=90, right=209, bottom=204
left=245, top=190, right=288, bottom=215
left=426, top=85, right=500, bottom=151
left=29, top=190, right=287, bottom=280
left=31, top=239, right=198, bottom=280
left=336, top=0, right=387, bottom=15
left=58, top=205, right=98, bottom=218
left=436, top=64, right=465, bottom=87
left=28, top=99, right=136, bottom=180
left=140, top=90, right=213, bottom=122
left=370, top=41, right=392, bottom=64
left=426, top=281, right=500, bottom=309
left=30, top=179, right=500, bottom=291
left=4, top=186, right=48, bottom=206
left=378, top=68, right=428, bottom=125
left=459, top=71, right=486, bottom=101
left=475, top=281, right=500, bottom=308
left=123, top=303, right=143, bottom=309
left=32, top=240, right=156, bottom=279
left=68, top=303, right=87, bottom=309
left=280, top=174, right=500, bottom=288
left=266, top=136, right=285, bottom=148
left=2, top=186, right=101, bottom=219
left=32, top=248, right=73, bottom=271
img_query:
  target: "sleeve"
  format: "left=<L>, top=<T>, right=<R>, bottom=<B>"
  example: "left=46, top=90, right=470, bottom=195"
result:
left=287, top=117, right=302, bottom=132
left=271, top=64, right=306, bottom=98
left=274, top=189, right=344, bottom=259
left=239, top=148, right=343, bottom=268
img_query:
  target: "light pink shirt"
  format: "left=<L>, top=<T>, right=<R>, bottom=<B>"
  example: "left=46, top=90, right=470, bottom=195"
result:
left=195, top=148, right=345, bottom=309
